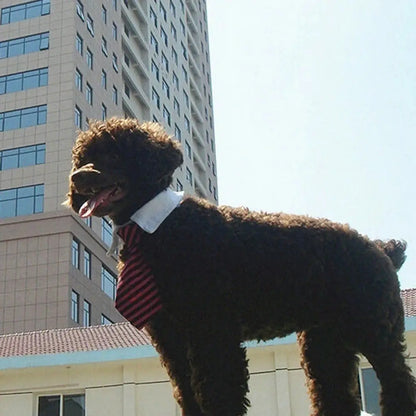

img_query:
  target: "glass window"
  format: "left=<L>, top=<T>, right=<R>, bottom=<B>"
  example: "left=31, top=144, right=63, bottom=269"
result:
left=86, top=48, right=93, bottom=69
left=150, top=33, right=158, bottom=54
left=1, top=0, right=50, bottom=25
left=101, top=5, right=107, bottom=24
left=83, top=300, right=91, bottom=326
left=74, top=106, right=82, bottom=128
left=101, top=36, right=108, bottom=56
left=86, top=14, right=94, bottom=36
left=101, top=266, right=117, bottom=300
left=0, top=32, right=49, bottom=59
left=101, top=103, right=107, bottom=120
left=101, top=218, right=112, bottom=246
left=101, top=69, right=107, bottom=89
left=72, top=239, right=80, bottom=269
left=85, top=83, right=93, bottom=105
left=112, top=22, right=118, bottom=40
left=75, top=68, right=82, bottom=91
left=83, top=249, right=91, bottom=278
left=112, top=86, right=118, bottom=105
left=101, top=314, right=113, bottom=325
left=76, top=0, right=84, bottom=20
left=75, top=33, right=83, bottom=55
left=0, top=104, right=46, bottom=132
left=151, top=60, right=159, bottom=81
left=174, top=124, right=181, bottom=141
left=159, top=3, right=166, bottom=21
left=186, top=167, right=193, bottom=185
left=71, top=290, right=79, bottom=322
left=38, top=394, right=85, bottom=416
left=162, top=79, right=170, bottom=98
left=163, top=106, right=171, bottom=126
left=0, top=143, right=45, bottom=170
left=152, top=87, right=160, bottom=109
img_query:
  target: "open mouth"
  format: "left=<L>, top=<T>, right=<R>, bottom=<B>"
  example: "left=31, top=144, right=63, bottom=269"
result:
left=79, top=185, right=126, bottom=218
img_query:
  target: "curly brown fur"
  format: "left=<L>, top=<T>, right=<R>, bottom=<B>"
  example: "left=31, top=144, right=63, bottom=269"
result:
left=66, top=117, right=416, bottom=416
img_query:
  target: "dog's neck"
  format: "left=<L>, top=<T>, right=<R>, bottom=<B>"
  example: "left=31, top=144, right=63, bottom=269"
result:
left=107, top=188, right=183, bottom=255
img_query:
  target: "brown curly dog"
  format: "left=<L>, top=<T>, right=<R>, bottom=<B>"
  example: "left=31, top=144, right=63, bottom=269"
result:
left=65, top=117, right=415, bottom=416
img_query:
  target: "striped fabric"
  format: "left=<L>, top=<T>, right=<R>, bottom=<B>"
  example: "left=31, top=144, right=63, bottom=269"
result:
left=115, top=223, right=162, bottom=329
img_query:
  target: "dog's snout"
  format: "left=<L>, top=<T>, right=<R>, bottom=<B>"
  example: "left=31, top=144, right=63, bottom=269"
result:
left=70, top=164, right=101, bottom=180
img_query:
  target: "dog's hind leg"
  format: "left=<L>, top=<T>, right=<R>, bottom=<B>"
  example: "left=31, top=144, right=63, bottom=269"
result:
left=298, top=327, right=362, bottom=416
left=360, top=320, right=416, bottom=416
left=146, top=314, right=206, bottom=416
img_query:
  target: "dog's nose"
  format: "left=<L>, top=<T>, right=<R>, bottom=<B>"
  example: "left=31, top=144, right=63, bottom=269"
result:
left=70, top=164, right=101, bottom=180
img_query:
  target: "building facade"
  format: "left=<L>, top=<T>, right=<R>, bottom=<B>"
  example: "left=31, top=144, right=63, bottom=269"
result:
left=0, top=0, right=218, bottom=334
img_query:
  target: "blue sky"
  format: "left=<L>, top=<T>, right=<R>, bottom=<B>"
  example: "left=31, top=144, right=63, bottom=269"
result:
left=207, top=1, right=416, bottom=289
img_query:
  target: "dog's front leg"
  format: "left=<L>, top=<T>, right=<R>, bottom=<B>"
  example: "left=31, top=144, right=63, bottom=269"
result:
left=146, top=312, right=206, bottom=416
left=187, top=320, right=250, bottom=416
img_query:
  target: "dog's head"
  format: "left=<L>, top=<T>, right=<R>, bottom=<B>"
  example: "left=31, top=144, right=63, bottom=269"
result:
left=64, top=117, right=183, bottom=225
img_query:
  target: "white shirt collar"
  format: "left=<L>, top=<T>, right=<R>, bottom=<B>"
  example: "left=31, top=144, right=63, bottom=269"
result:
left=107, top=188, right=183, bottom=256
left=130, top=188, right=184, bottom=233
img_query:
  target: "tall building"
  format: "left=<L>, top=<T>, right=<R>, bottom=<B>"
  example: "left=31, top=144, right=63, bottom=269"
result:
left=0, top=0, right=218, bottom=334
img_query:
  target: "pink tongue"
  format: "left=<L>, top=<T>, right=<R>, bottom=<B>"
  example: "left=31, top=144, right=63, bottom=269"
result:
left=78, top=187, right=116, bottom=218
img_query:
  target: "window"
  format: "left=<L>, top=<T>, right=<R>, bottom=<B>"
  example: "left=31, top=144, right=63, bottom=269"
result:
left=183, top=90, right=189, bottom=108
left=75, top=68, right=82, bottom=92
left=163, top=106, right=171, bottom=126
left=0, top=67, right=48, bottom=95
left=152, top=87, right=160, bottom=109
left=174, top=98, right=180, bottom=116
left=101, top=314, right=113, bottom=325
left=182, top=65, right=188, bottom=83
left=0, top=143, right=45, bottom=170
left=171, top=23, right=177, bottom=41
left=86, top=13, right=94, bottom=36
left=0, top=104, right=47, bottom=132
left=161, top=28, right=168, bottom=47
left=124, top=83, right=130, bottom=98
left=86, top=48, right=93, bottom=69
left=101, top=69, right=107, bottom=89
left=180, top=0, right=184, bottom=13
left=74, top=106, right=82, bottom=128
left=150, top=33, right=158, bottom=54
left=1, top=0, right=50, bottom=25
left=101, top=103, right=107, bottom=120
left=76, top=0, right=84, bottom=20
left=169, top=1, right=176, bottom=17
left=83, top=300, right=91, bottom=326
left=112, top=85, right=118, bottom=105
left=360, top=368, right=381, bottom=416
left=101, top=5, right=107, bottom=23
left=151, top=60, right=159, bottom=80
left=174, top=124, right=181, bottom=141
left=112, top=53, right=119, bottom=72
left=101, top=36, right=108, bottom=56
left=171, top=47, right=178, bottom=66
left=212, top=161, right=216, bottom=176
left=213, top=186, right=218, bottom=201
left=172, top=72, right=179, bottom=89
left=112, top=0, right=118, bottom=11
left=184, top=115, right=190, bottom=133
left=71, top=290, right=79, bottom=323
left=160, top=3, right=167, bottom=21
left=72, top=239, right=80, bottom=269
left=83, top=249, right=91, bottom=278
left=176, top=179, right=183, bottom=191
left=162, top=78, right=170, bottom=98
left=149, top=7, right=157, bottom=26
left=38, top=394, right=85, bottom=416
left=209, top=178, right=212, bottom=192
left=101, top=218, right=112, bottom=247
left=185, top=141, right=191, bottom=158
left=0, top=32, right=49, bottom=59
left=181, top=42, right=188, bottom=60
left=186, top=167, right=193, bottom=185
left=161, top=53, right=169, bottom=72
left=85, top=83, right=93, bottom=105
left=0, top=184, right=44, bottom=218
left=101, top=266, right=117, bottom=300
left=180, top=19, right=185, bottom=35
left=112, top=22, right=118, bottom=40
left=75, top=33, right=83, bottom=55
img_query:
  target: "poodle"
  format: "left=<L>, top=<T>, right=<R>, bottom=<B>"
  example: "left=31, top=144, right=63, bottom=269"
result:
left=65, top=117, right=415, bottom=416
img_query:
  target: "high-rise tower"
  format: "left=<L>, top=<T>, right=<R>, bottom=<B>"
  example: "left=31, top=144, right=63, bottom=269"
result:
left=0, top=0, right=218, bottom=334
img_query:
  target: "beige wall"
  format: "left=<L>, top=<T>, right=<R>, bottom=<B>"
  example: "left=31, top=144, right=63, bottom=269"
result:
left=1, top=332, right=414, bottom=416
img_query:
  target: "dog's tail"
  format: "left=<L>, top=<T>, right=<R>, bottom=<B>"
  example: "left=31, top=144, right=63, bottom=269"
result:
left=374, top=239, right=407, bottom=271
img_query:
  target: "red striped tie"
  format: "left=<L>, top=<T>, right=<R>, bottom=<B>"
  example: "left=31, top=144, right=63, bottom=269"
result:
left=115, top=223, right=162, bottom=329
